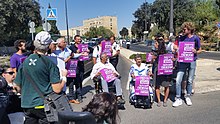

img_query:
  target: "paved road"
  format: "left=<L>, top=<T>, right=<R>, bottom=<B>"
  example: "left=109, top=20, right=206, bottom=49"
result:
left=72, top=55, right=220, bottom=124
left=123, top=43, right=220, bottom=60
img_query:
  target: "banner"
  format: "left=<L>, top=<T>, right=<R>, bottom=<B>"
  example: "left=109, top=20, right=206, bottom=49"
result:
left=101, top=41, right=112, bottom=57
left=157, top=54, right=173, bottom=75
left=99, top=68, right=116, bottom=83
left=178, top=42, right=195, bottom=63
left=66, top=60, right=78, bottom=77
left=135, top=76, right=150, bottom=96
left=146, top=53, right=153, bottom=62
left=78, top=43, right=89, bottom=61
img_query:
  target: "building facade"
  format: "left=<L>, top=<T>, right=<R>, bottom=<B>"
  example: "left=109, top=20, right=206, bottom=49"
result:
left=60, top=16, right=118, bottom=38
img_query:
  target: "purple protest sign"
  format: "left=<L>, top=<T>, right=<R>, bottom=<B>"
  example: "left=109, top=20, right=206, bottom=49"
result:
left=135, top=76, right=150, bottom=96
left=178, top=42, right=195, bottom=63
left=101, top=41, right=112, bottom=57
left=78, top=44, right=90, bottom=61
left=157, top=54, right=173, bottom=75
left=66, top=60, right=78, bottom=77
left=146, top=53, right=153, bottom=62
left=20, top=56, right=27, bottom=63
left=99, top=68, right=116, bottom=83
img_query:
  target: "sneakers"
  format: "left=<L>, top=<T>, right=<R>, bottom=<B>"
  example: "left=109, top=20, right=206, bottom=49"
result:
left=172, top=98, right=182, bottom=107
left=185, top=97, right=192, bottom=106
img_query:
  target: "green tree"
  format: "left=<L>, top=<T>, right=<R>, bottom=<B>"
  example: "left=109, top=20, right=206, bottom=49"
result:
left=0, top=0, right=42, bottom=46
left=194, top=0, right=217, bottom=28
left=119, top=27, right=129, bottom=38
left=151, top=0, right=195, bottom=34
left=131, top=2, right=152, bottom=39
left=83, top=26, right=114, bottom=39
left=48, top=20, right=60, bottom=35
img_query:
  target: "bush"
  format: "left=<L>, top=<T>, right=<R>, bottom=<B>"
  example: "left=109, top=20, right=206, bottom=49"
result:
left=129, top=53, right=146, bottom=63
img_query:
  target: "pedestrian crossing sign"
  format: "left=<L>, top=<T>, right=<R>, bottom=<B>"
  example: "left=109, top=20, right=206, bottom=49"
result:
left=47, top=8, right=57, bottom=20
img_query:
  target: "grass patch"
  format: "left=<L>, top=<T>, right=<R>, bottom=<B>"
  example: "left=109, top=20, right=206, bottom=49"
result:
left=0, top=56, right=10, bottom=67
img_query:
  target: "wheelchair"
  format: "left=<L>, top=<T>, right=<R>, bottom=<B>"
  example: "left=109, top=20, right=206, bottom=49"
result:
left=92, top=76, right=125, bottom=109
left=129, top=79, right=154, bottom=109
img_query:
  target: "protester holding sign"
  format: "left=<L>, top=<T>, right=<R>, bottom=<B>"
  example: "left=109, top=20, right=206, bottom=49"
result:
left=152, top=33, right=173, bottom=107
left=101, top=40, right=112, bottom=57
left=172, top=22, right=202, bottom=107
left=129, top=54, right=153, bottom=103
left=109, top=36, right=120, bottom=70
left=90, top=53, right=125, bottom=104
left=68, top=35, right=89, bottom=103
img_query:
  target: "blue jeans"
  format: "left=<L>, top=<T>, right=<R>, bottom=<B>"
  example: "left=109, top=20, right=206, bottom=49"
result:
left=176, top=61, right=196, bottom=98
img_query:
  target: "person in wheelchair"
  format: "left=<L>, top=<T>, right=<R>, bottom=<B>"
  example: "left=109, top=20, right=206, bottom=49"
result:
left=129, top=54, right=153, bottom=103
left=91, top=53, right=125, bottom=104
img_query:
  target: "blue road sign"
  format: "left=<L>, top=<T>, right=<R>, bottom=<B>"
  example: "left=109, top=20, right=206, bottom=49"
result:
left=47, top=8, right=57, bottom=20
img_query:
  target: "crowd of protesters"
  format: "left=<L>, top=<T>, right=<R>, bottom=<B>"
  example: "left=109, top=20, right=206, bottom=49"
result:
left=0, top=21, right=201, bottom=124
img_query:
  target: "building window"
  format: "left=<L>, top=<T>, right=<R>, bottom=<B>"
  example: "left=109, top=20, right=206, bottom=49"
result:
left=110, top=27, right=112, bottom=30
left=110, top=23, right=112, bottom=26
left=110, top=18, right=112, bottom=22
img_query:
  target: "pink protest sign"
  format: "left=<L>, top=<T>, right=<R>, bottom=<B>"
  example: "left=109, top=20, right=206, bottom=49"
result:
left=66, top=60, right=78, bottom=77
left=78, top=44, right=89, bottom=61
left=135, top=76, right=150, bottom=96
left=157, top=54, right=173, bottom=75
left=99, top=68, right=116, bottom=83
left=101, top=41, right=112, bottom=57
left=178, top=42, right=195, bottom=63
left=146, top=53, right=153, bottom=62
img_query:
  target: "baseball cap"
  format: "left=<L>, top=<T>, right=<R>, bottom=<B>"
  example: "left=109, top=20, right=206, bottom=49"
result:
left=34, top=31, right=53, bottom=50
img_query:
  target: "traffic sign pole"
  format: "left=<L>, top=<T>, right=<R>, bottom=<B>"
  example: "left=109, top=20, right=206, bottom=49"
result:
left=29, top=21, right=35, bottom=41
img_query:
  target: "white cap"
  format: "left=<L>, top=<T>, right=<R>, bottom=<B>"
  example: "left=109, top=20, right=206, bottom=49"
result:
left=34, top=31, right=53, bottom=50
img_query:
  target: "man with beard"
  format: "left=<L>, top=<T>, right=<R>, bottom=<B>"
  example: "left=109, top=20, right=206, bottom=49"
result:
left=10, top=40, right=27, bottom=73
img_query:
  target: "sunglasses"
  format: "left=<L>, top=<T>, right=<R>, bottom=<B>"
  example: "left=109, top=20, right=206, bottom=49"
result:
left=5, top=72, right=15, bottom=75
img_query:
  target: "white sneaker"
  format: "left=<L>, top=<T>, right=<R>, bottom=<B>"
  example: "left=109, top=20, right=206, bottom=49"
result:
left=185, top=97, right=192, bottom=106
left=173, top=98, right=182, bottom=107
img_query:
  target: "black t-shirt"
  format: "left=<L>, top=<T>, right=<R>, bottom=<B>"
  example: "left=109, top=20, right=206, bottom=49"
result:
left=69, top=44, right=84, bottom=73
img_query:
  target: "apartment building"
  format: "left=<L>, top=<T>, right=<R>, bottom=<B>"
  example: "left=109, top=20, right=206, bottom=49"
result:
left=60, top=16, right=118, bottom=38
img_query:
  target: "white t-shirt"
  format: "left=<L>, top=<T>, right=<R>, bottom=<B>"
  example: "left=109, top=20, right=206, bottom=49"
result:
left=111, top=42, right=120, bottom=56
left=92, top=45, right=102, bottom=63
left=130, top=63, right=149, bottom=76
left=90, top=61, right=119, bottom=79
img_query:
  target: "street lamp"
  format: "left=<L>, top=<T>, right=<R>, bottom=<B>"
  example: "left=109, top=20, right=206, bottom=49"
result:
left=65, top=0, right=70, bottom=44
left=169, top=0, right=174, bottom=36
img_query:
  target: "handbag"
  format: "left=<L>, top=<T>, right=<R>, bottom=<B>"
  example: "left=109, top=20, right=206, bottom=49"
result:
left=23, top=55, right=73, bottom=122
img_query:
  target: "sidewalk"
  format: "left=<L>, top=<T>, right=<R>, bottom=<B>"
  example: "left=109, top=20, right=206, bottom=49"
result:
left=120, top=47, right=220, bottom=94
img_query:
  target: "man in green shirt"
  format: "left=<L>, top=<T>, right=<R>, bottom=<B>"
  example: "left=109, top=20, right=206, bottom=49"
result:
left=14, top=31, right=67, bottom=124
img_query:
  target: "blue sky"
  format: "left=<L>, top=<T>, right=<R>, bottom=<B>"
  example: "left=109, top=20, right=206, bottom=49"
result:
left=38, top=0, right=154, bottom=31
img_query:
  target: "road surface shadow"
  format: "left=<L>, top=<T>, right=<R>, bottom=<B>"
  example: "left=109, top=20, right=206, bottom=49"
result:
left=81, top=85, right=94, bottom=97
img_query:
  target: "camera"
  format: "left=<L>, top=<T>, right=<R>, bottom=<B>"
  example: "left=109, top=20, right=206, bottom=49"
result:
left=0, top=77, right=7, bottom=90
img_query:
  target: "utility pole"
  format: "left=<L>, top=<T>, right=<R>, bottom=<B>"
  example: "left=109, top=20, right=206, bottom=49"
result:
left=169, top=0, right=174, bottom=36
left=65, top=0, right=70, bottom=44
left=143, top=0, right=148, bottom=42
